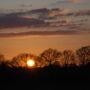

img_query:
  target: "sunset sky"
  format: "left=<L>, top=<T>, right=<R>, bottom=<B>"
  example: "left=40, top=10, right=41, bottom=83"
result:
left=0, top=0, right=90, bottom=59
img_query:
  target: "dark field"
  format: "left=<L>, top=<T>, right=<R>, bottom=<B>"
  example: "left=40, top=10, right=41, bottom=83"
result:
left=0, top=64, right=90, bottom=90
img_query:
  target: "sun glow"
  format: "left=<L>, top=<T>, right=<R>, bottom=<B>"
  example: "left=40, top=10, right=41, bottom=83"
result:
left=27, top=60, right=35, bottom=67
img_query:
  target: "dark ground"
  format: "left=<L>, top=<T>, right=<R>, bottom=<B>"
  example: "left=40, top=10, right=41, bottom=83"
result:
left=0, top=64, right=90, bottom=90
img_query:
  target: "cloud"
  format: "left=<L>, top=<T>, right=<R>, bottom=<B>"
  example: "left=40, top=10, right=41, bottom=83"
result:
left=74, top=8, right=90, bottom=16
left=0, top=13, right=48, bottom=29
left=51, top=0, right=73, bottom=6
left=64, top=8, right=90, bottom=16
left=0, top=30, right=79, bottom=38
left=0, top=7, right=89, bottom=38
left=28, top=7, right=90, bottom=20
left=30, top=8, right=50, bottom=14
left=0, top=8, right=69, bottom=29
left=0, top=7, right=89, bottom=25
left=48, top=8, right=69, bottom=17
left=51, top=0, right=90, bottom=6
left=29, top=8, right=69, bottom=20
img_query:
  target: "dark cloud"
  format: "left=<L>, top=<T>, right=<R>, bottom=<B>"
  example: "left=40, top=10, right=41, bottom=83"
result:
left=0, top=30, right=79, bottom=38
left=30, top=8, right=50, bottom=14
left=29, top=8, right=90, bottom=19
left=0, top=7, right=89, bottom=36
left=65, top=8, right=90, bottom=16
left=29, top=8, right=68, bottom=20
left=50, top=0, right=81, bottom=6
left=0, top=13, right=48, bottom=29
left=53, top=0, right=89, bottom=5
left=74, top=8, right=90, bottom=16
left=0, top=8, right=68, bottom=29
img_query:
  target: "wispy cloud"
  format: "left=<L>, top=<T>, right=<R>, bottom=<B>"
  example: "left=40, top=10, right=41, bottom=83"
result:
left=0, top=8, right=69, bottom=29
left=0, top=30, right=79, bottom=38
left=64, top=8, right=90, bottom=16
left=70, top=0, right=90, bottom=3
left=51, top=0, right=90, bottom=6
left=74, top=8, right=90, bottom=16
left=0, top=14, right=48, bottom=29
left=0, top=7, right=89, bottom=38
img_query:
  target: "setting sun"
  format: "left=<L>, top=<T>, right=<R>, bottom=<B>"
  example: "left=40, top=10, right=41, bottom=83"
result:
left=27, top=60, right=35, bottom=67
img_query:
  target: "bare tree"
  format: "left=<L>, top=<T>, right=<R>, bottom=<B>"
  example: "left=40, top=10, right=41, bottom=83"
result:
left=76, top=46, right=90, bottom=65
left=10, top=53, right=36, bottom=67
left=36, top=56, right=45, bottom=67
left=40, top=48, right=62, bottom=66
left=62, top=50, right=75, bottom=66
left=0, top=54, right=5, bottom=65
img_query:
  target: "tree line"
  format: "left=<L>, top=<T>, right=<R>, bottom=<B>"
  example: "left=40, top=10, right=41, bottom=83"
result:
left=0, top=46, right=90, bottom=68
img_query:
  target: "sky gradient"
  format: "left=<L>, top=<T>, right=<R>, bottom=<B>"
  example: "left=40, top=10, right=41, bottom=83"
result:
left=0, top=0, right=90, bottom=59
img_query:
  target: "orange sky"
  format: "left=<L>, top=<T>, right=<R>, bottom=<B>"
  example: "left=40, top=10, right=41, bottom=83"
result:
left=0, top=0, right=90, bottom=59
left=0, top=33, right=90, bottom=59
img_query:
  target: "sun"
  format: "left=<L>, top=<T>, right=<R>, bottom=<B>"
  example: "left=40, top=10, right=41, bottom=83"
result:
left=27, top=60, right=35, bottom=67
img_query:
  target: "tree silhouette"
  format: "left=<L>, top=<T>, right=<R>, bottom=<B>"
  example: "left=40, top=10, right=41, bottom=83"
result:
left=10, top=53, right=36, bottom=67
left=62, top=50, right=75, bottom=66
left=0, top=45, right=90, bottom=68
left=36, top=56, right=45, bottom=67
left=0, top=54, right=5, bottom=65
left=76, top=46, right=90, bottom=65
left=40, top=48, right=62, bottom=66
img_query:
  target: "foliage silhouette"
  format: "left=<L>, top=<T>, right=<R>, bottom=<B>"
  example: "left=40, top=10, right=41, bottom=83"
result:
left=62, top=50, right=76, bottom=66
left=0, top=45, right=90, bottom=67
left=10, top=53, right=37, bottom=67
left=0, top=46, right=90, bottom=88
left=0, top=54, right=6, bottom=65
left=76, top=46, right=90, bottom=65
left=40, top=48, right=62, bottom=66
